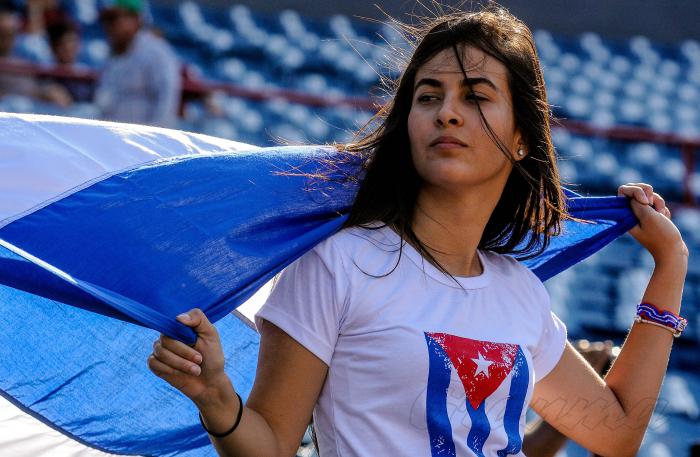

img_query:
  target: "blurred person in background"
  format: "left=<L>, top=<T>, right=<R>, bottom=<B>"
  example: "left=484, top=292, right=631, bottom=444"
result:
left=24, top=0, right=70, bottom=35
left=47, top=18, right=78, bottom=67
left=95, top=0, right=180, bottom=127
left=0, top=5, right=69, bottom=105
left=0, top=6, right=18, bottom=57
left=46, top=18, right=93, bottom=103
left=0, top=0, right=75, bottom=65
left=691, top=442, right=700, bottom=457
left=0, top=0, right=55, bottom=64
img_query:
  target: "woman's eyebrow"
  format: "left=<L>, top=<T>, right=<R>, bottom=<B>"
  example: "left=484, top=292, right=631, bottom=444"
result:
left=414, top=78, right=443, bottom=91
left=461, top=77, right=497, bottom=91
left=414, top=76, right=497, bottom=92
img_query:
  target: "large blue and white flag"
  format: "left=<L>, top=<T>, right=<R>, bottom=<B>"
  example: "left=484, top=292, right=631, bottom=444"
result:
left=0, top=113, right=638, bottom=456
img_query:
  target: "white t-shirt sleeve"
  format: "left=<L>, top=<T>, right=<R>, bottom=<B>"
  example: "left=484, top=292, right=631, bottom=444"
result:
left=529, top=275, right=568, bottom=382
left=254, top=239, right=349, bottom=366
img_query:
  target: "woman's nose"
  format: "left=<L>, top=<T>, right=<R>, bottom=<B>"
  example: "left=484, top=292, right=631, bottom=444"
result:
left=435, top=99, right=464, bottom=127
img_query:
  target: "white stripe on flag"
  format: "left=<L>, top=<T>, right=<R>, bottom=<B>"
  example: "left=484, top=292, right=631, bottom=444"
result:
left=0, top=395, right=122, bottom=457
left=0, top=113, right=256, bottom=226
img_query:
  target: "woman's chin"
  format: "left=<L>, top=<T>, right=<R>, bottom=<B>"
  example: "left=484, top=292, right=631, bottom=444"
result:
left=420, top=168, right=507, bottom=193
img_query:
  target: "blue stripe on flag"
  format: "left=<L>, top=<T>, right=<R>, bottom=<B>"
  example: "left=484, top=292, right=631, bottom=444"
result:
left=465, top=399, right=491, bottom=457
left=424, top=333, right=457, bottom=457
left=0, top=148, right=355, bottom=344
left=497, top=348, right=529, bottom=457
left=524, top=191, right=638, bottom=281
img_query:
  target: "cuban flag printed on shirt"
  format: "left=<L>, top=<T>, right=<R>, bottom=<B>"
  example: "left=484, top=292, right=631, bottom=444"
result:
left=425, top=333, right=529, bottom=457
left=0, top=113, right=639, bottom=456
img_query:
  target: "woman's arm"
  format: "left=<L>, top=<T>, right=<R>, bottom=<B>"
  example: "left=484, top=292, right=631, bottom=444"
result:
left=523, top=340, right=614, bottom=457
left=522, top=418, right=570, bottom=457
left=149, top=310, right=328, bottom=457
left=530, top=183, right=688, bottom=457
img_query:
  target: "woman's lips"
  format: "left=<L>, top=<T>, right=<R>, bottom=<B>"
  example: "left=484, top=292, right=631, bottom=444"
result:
left=431, top=141, right=468, bottom=149
left=430, top=136, right=468, bottom=149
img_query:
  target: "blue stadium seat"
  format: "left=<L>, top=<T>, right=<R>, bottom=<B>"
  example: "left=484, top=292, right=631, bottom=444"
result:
left=648, top=113, right=673, bottom=132
left=579, top=31, right=611, bottom=63
left=14, top=33, right=53, bottom=64
left=68, top=0, right=99, bottom=25
left=0, top=95, right=36, bottom=113
left=590, top=109, right=616, bottom=128
left=615, top=166, right=643, bottom=188
left=278, top=9, right=308, bottom=43
left=82, top=38, right=109, bottom=67
left=199, top=117, right=237, bottom=140
left=608, top=54, right=633, bottom=76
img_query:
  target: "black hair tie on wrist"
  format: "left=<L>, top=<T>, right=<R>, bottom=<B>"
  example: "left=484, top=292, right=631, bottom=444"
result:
left=199, top=392, right=243, bottom=438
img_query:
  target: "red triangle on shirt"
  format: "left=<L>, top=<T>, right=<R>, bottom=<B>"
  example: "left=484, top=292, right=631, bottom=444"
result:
left=427, top=332, right=519, bottom=410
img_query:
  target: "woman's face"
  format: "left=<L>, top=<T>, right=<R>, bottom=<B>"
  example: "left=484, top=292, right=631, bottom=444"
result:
left=407, top=45, right=525, bottom=194
left=53, top=32, right=80, bottom=65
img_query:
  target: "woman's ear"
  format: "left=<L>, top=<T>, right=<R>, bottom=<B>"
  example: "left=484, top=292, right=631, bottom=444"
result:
left=515, top=142, right=527, bottom=161
left=513, top=131, right=528, bottom=161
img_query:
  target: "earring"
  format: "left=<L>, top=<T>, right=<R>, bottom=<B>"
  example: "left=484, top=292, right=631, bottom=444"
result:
left=517, top=147, right=525, bottom=157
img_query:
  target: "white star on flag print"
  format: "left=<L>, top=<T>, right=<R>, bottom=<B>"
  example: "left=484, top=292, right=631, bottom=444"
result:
left=471, top=352, right=495, bottom=378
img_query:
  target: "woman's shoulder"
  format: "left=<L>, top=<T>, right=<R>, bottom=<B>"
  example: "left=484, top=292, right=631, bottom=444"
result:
left=480, top=250, right=545, bottom=288
left=480, top=249, right=520, bottom=269
left=480, top=250, right=552, bottom=315
left=322, top=222, right=399, bottom=251
left=312, top=222, right=401, bottom=274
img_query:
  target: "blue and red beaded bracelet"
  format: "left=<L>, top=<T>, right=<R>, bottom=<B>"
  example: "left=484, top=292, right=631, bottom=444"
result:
left=635, top=302, right=688, bottom=338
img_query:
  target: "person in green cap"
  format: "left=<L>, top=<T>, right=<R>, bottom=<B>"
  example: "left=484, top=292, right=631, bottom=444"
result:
left=95, top=0, right=180, bottom=127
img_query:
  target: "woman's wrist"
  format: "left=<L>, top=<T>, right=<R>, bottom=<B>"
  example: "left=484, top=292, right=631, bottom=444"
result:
left=652, top=252, right=688, bottom=281
left=195, top=377, right=242, bottom=436
left=641, top=256, right=687, bottom=316
left=194, top=374, right=237, bottom=411
left=650, top=241, right=689, bottom=265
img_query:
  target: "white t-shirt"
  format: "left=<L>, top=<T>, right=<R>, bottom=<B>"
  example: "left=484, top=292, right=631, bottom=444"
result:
left=255, top=224, right=567, bottom=457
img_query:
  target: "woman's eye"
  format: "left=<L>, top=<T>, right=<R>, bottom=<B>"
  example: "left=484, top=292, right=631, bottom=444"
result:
left=466, top=93, right=487, bottom=102
left=416, top=93, right=485, bottom=103
left=417, top=94, right=438, bottom=103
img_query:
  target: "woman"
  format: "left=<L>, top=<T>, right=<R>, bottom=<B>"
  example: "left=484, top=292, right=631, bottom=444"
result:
left=147, top=6, right=688, bottom=457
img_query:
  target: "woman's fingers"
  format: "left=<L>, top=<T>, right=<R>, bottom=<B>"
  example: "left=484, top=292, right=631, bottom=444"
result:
left=152, top=339, right=202, bottom=376
left=651, top=192, right=664, bottom=209
left=618, top=184, right=651, bottom=205
left=617, top=182, right=687, bottom=258
left=160, top=335, right=203, bottom=364
left=176, top=308, right=218, bottom=340
left=651, top=192, right=671, bottom=218
left=148, top=310, right=229, bottom=403
left=618, top=184, right=673, bottom=220
left=618, top=184, right=671, bottom=216
left=148, top=354, right=177, bottom=377
left=149, top=309, right=226, bottom=387
left=630, top=182, right=654, bottom=204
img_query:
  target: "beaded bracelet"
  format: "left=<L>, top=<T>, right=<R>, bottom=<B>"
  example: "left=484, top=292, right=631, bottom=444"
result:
left=199, top=392, right=244, bottom=438
left=635, top=302, right=687, bottom=338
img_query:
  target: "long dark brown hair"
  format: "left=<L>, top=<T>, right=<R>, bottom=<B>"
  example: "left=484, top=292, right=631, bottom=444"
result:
left=339, top=4, right=572, bottom=273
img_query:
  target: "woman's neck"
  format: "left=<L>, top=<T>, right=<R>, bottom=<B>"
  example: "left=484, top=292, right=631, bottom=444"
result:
left=411, top=184, right=502, bottom=277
